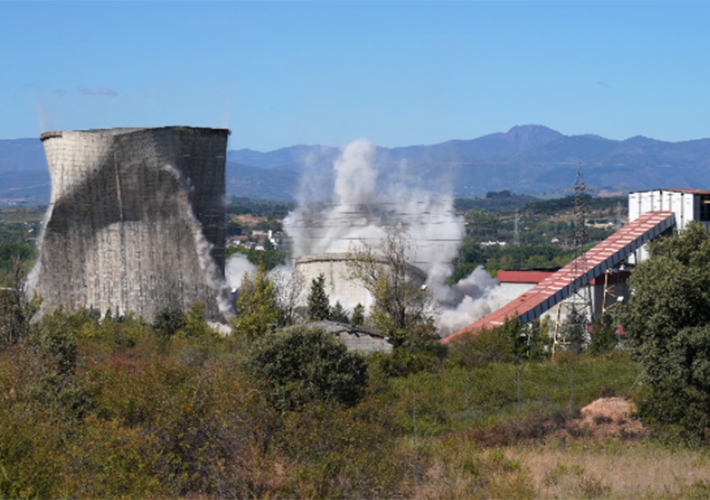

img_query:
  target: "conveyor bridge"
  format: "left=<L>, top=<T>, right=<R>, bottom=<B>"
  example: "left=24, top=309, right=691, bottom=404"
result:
left=443, top=211, right=676, bottom=344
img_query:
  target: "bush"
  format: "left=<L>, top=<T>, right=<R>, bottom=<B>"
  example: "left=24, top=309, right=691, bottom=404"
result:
left=620, top=222, right=710, bottom=442
left=246, top=326, right=368, bottom=411
left=152, top=307, right=186, bottom=339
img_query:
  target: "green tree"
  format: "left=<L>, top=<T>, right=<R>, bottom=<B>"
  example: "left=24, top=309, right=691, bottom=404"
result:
left=152, top=307, right=186, bottom=340
left=588, top=314, right=618, bottom=355
left=184, top=302, right=215, bottom=339
left=351, top=303, right=365, bottom=326
left=620, top=222, right=710, bottom=443
left=330, top=301, right=349, bottom=323
left=233, top=263, right=282, bottom=342
left=246, top=326, right=368, bottom=411
left=307, top=273, right=331, bottom=321
left=563, top=307, right=588, bottom=355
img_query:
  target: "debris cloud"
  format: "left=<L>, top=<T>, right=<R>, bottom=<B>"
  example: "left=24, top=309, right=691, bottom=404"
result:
left=283, top=138, right=499, bottom=336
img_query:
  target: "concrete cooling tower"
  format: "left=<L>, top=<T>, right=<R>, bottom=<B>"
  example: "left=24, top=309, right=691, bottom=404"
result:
left=31, top=126, right=230, bottom=321
left=295, top=253, right=427, bottom=312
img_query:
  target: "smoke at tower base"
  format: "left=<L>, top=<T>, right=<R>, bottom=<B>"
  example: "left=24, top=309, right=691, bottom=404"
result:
left=279, top=138, right=499, bottom=337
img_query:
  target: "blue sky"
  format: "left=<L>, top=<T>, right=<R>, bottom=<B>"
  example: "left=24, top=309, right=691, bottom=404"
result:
left=3, top=1, right=710, bottom=151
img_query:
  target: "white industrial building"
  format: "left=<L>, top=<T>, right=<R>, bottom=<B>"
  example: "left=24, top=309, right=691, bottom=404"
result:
left=628, top=189, right=710, bottom=263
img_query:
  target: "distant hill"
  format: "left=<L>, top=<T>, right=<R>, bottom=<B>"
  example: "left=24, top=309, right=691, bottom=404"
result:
left=3, top=125, right=710, bottom=204
left=226, top=163, right=300, bottom=201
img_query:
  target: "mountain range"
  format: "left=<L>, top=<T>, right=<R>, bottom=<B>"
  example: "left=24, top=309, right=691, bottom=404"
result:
left=2, top=125, right=710, bottom=204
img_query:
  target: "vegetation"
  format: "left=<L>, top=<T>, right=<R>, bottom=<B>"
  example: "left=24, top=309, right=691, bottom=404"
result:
left=351, top=302, right=365, bottom=326
left=227, top=244, right=288, bottom=272
left=307, top=273, right=331, bottom=321
left=347, top=230, right=443, bottom=375
left=621, top=222, right=710, bottom=444
left=232, top=263, right=282, bottom=341
left=225, top=196, right=295, bottom=216
left=247, top=326, right=368, bottom=411
left=450, top=195, right=624, bottom=280
left=0, top=287, right=708, bottom=499
left=348, top=231, right=435, bottom=346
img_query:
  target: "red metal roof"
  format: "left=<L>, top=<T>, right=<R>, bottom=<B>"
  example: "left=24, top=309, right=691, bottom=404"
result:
left=630, top=189, right=710, bottom=195
left=442, top=211, right=676, bottom=344
left=497, top=270, right=556, bottom=284
left=665, top=189, right=710, bottom=194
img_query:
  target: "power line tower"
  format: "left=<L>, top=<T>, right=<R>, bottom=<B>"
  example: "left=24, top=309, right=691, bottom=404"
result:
left=513, top=209, right=521, bottom=246
left=553, top=162, right=594, bottom=354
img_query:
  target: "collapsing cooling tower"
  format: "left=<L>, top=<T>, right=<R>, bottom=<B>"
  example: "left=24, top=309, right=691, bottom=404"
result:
left=31, top=126, right=230, bottom=321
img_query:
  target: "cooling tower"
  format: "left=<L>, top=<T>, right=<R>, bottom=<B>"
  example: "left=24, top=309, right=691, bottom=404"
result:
left=31, top=126, right=230, bottom=321
left=295, top=252, right=427, bottom=312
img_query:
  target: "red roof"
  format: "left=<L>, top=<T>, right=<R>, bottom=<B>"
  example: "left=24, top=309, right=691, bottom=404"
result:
left=442, top=211, right=676, bottom=344
left=630, top=188, right=710, bottom=195
left=497, top=270, right=556, bottom=284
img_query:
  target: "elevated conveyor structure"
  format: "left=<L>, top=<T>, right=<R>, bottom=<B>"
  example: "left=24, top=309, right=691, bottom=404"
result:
left=443, top=211, right=676, bottom=344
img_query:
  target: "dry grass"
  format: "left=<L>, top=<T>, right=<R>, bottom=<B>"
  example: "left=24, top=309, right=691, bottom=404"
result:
left=407, top=399, right=710, bottom=500
left=512, top=443, right=710, bottom=499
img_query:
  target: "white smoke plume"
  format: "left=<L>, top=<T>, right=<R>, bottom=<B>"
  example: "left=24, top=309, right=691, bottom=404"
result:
left=225, top=253, right=257, bottom=290
left=283, top=138, right=500, bottom=337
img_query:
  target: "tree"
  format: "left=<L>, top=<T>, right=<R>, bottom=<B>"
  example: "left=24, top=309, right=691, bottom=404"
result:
left=620, top=222, right=710, bottom=443
left=563, top=307, right=588, bottom=355
left=307, top=273, right=331, bottom=321
left=351, top=303, right=365, bottom=326
left=588, top=314, right=617, bottom=355
left=330, top=301, right=349, bottom=324
left=0, top=256, right=40, bottom=347
left=232, top=263, right=282, bottom=342
left=152, top=307, right=186, bottom=339
left=347, top=230, right=436, bottom=348
left=246, top=326, right=368, bottom=411
left=271, top=267, right=306, bottom=327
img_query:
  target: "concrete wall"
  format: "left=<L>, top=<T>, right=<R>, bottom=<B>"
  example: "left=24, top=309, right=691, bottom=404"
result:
left=32, top=126, right=229, bottom=321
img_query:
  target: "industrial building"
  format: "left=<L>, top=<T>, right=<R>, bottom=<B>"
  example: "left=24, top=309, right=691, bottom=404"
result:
left=31, top=126, right=230, bottom=321
left=445, top=189, right=710, bottom=344
left=628, top=189, right=710, bottom=262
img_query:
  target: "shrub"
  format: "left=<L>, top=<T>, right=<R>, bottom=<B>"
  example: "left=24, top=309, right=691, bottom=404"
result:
left=246, top=326, right=368, bottom=411
left=620, top=222, right=710, bottom=442
left=152, top=307, right=186, bottom=339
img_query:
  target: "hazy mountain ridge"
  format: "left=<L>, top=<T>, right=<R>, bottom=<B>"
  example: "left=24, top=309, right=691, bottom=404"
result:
left=3, top=125, right=710, bottom=203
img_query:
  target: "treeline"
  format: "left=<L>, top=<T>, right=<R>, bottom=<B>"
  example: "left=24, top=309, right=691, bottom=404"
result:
left=526, top=194, right=624, bottom=215
left=225, top=196, right=295, bottom=218
left=454, top=193, right=626, bottom=215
